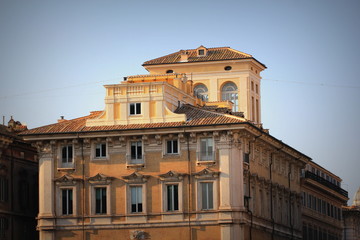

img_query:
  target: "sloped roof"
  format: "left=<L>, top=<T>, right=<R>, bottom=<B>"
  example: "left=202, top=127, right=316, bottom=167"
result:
left=143, top=46, right=266, bottom=68
left=20, top=105, right=246, bottom=136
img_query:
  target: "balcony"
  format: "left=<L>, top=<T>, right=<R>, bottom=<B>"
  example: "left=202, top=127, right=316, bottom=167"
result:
left=126, top=154, right=145, bottom=168
left=303, top=171, right=348, bottom=198
left=197, top=151, right=216, bottom=163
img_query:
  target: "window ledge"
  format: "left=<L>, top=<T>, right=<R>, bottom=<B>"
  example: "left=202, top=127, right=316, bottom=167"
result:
left=127, top=163, right=145, bottom=169
left=57, top=168, right=75, bottom=172
left=92, top=157, right=109, bottom=161
left=197, top=160, right=216, bottom=166
left=163, top=153, right=180, bottom=158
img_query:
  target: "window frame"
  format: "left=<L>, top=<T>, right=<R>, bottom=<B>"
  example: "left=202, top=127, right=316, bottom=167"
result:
left=95, top=187, right=107, bottom=215
left=221, top=82, right=238, bottom=112
left=198, top=49, right=205, bottom=56
left=94, top=142, right=107, bottom=159
left=56, top=185, right=77, bottom=216
left=129, top=102, right=142, bottom=115
left=59, top=144, right=74, bottom=169
left=0, top=177, right=8, bottom=202
left=198, top=137, right=215, bottom=162
left=61, top=188, right=73, bottom=215
left=165, top=139, right=179, bottom=155
left=90, top=184, right=111, bottom=216
left=128, top=140, right=144, bottom=165
left=193, top=83, right=209, bottom=102
left=126, top=184, right=147, bottom=214
left=194, top=169, right=219, bottom=212
left=91, top=139, right=109, bottom=161
left=166, top=184, right=179, bottom=211
left=196, top=180, right=217, bottom=211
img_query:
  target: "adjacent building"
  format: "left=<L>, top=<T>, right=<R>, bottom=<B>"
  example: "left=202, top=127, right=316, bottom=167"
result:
left=0, top=118, right=38, bottom=240
left=301, top=161, right=348, bottom=240
left=20, top=46, right=348, bottom=240
left=342, top=187, right=360, bottom=240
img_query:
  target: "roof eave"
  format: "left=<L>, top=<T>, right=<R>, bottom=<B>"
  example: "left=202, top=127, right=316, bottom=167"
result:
left=143, top=57, right=267, bottom=69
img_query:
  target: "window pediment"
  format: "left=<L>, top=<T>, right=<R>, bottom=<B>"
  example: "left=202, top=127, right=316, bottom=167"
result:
left=88, top=173, right=113, bottom=185
left=158, top=170, right=185, bottom=181
left=122, top=171, right=149, bottom=183
left=54, top=174, right=82, bottom=186
left=193, top=168, right=219, bottom=179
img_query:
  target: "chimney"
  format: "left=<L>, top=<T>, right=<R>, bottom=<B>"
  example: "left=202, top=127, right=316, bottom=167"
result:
left=58, top=116, right=66, bottom=123
left=8, top=116, right=15, bottom=128
left=180, top=50, right=188, bottom=62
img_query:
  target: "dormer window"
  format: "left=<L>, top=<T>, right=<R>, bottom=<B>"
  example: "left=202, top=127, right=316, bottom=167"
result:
left=197, top=46, right=207, bottom=57
left=166, top=70, right=174, bottom=74
left=129, top=103, right=141, bottom=115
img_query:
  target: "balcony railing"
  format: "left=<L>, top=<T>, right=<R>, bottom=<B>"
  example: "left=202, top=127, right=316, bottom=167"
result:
left=197, top=151, right=216, bottom=162
left=304, top=171, right=348, bottom=198
left=126, top=154, right=145, bottom=165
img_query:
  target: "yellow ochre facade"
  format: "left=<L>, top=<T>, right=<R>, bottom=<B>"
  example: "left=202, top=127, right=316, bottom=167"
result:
left=20, top=46, right=347, bottom=240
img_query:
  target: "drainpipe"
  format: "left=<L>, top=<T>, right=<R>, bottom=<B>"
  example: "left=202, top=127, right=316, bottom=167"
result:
left=78, top=133, right=86, bottom=240
left=270, top=153, right=274, bottom=240
left=246, top=133, right=262, bottom=240
left=270, top=146, right=284, bottom=240
left=288, top=165, right=293, bottom=240
left=10, top=145, right=14, bottom=240
left=185, top=129, right=192, bottom=240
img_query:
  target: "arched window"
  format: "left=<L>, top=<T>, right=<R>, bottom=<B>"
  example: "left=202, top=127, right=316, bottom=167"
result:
left=193, top=84, right=208, bottom=102
left=221, top=82, right=238, bottom=111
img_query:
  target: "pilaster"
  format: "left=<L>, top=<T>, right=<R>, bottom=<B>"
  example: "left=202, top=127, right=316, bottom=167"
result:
left=217, top=131, right=244, bottom=210
left=35, top=141, right=55, bottom=240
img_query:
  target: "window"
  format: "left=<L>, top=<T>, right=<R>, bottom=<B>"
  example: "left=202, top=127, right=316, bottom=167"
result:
left=19, top=180, right=29, bottom=209
left=224, top=66, right=232, bottom=71
left=221, top=82, right=238, bottom=112
left=166, top=139, right=178, bottom=154
left=131, top=186, right=143, bottom=213
left=201, top=182, right=213, bottom=210
left=0, top=177, right=8, bottom=202
left=130, top=103, right=141, bottom=115
left=198, top=49, right=205, bottom=56
left=0, top=217, right=8, bottom=239
left=166, top=70, right=173, bottom=74
left=95, top=187, right=107, bottom=214
left=130, top=141, right=143, bottom=163
left=62, top=189, right=73, bottom=215
left=166, top=184, right=179, bottom=211
left=61, top=145, right=73, bottom=167
left=199, top=137, right=214, bottom=161
left=193, top=84, right=208, bottom=101
left=95, top=143, right=106, bottom=158
left=244, top=153, right=250, bottom=164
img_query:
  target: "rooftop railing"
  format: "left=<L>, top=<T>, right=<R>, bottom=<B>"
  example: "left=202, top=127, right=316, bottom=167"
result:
left=304, top=171, right=348, bottom=198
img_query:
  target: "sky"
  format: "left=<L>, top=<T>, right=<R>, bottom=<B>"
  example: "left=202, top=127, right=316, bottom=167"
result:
left=0, top=0, right=359, bottom=202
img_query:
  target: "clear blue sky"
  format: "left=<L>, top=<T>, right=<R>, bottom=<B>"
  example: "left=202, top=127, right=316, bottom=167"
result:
left=1, top=0, right=359, bottom=202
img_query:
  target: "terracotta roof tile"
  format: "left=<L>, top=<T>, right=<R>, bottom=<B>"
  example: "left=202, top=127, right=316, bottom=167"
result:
left=143, top=46, right=266, bottom=68
left=20, top=106, right=246, bottom=136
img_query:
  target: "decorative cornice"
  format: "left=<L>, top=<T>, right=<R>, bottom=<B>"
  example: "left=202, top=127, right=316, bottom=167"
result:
left=88, top=173, right=113, bottom=185
left=193, top=168, right=219, bottom=179
left=54, top=174, right=82, bottom=186
left=122, top=172, right=149, bottom=183
left=158, top=170, right=185, bottom=181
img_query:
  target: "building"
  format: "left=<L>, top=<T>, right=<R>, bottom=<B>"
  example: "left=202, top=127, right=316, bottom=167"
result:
left=0, top=118, right=38, bottom=240
left=342, top=187, right=360, bottom=240
left=301, top=161, right=348, bottom=240
left=19, top=46, right=337, bottom=240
